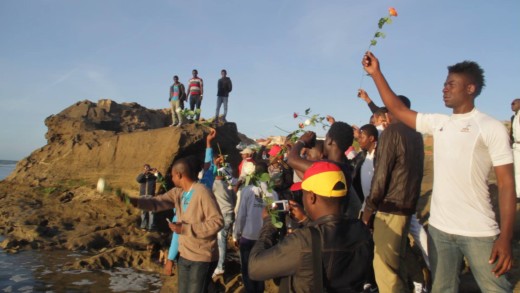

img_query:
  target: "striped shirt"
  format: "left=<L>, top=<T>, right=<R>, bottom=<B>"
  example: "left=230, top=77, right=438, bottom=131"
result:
left=188, top=77, right=203, bottom=95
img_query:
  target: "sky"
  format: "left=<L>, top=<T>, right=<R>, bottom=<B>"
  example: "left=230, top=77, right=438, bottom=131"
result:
left=1, top=0, right=519, bottom=160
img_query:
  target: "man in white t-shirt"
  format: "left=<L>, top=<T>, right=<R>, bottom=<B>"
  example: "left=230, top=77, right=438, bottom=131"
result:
left=510, top=98, right=520, bottom=199
left=362, top=51, right=515, bottom=292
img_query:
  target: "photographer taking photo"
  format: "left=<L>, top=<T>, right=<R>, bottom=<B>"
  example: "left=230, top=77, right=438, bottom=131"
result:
left=136, top=164, right=161, bottom=231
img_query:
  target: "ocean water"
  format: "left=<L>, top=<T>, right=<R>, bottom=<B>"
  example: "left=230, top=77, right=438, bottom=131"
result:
left=0, top=162, right=16, bottom=181
left=0, top=163, right=164, bottom=292
left=0, top=245, right=162, bottom=292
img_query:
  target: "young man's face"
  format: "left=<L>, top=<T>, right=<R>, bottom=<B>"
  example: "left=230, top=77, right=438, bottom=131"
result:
left=358, top=132, right=373, bottom=151
left=171, top=168, right=181, bottom=186
left=173, top=77, right=178, bottom=83
left=221, top=71, right=226, bottom=77
left=192, top=70, right=198, bottom=77
left=511, top=99, right=520, bottom=112
left=442, top=73, right=474, bottom=109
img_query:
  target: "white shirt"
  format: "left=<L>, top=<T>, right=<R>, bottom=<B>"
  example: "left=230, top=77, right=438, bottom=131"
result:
left=512, top=112, right=520, bottom=145
left=360, top=148, right=376, bottom=209
left=416, top=108, right=512, bottom=237
left=233, top=182, right=278, bottom=240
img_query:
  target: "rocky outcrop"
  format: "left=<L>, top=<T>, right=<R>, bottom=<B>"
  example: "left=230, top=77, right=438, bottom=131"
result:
left=6, top=99, right=242, bottom=191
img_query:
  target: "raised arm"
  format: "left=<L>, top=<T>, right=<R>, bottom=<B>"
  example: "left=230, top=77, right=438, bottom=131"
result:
left=362, top=51, right=418, bottom=129
left=358, top=89, right=381, bottom=114
left=286, top=131, right=316, bottom=175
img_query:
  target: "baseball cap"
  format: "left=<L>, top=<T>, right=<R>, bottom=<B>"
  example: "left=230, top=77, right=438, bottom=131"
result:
left=301, top=161, right=347, bottom=197
left=268, top=145, right=282, bottom=157
left=240, top=148, right=254, bottom=155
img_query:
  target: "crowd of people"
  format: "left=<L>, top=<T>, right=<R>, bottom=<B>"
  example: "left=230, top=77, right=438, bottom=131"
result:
left=128, top=51, right=516, bottom=293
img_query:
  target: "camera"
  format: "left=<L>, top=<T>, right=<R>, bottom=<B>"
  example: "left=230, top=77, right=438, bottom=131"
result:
left=271, top=200, right=289, bottom=212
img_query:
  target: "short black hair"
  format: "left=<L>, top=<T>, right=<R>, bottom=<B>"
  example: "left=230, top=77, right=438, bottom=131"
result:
left=192, top=69, right=198, bottom=74
left=255, top=161, right=268, bottom=175
left=397, top=95, right=411, bottom=109
left=221, top=69, right=227, bottom=74
left=448, top=61, right=485, bottom=97
left=359, top=124, right=378, bottom=142
left=327, top=121, right=353, bottom=153
left=174, top=155, right=202, bottom=181
left=374, top=107, right=388, bottom=119
left=173, top=75, right=178, bottom=79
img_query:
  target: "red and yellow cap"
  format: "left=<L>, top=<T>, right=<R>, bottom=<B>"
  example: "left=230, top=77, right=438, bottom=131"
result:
left=301, top=161, right=347, bottom=197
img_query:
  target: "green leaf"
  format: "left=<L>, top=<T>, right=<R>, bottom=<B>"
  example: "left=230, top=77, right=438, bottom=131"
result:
left=305, top=108, right=311, bottom=115
left=245, top=176, right=251, bottom=186
left=374, top=32, right=381, bottom=38
left=259, top=173, right=270, bottom=182
left=386, top=17, right=392, bottom=24
left=270, top=214, right=283, bottom=228
left=378, top=17, right=386, bottom=29
left=371, top=40, right=377, bottom=46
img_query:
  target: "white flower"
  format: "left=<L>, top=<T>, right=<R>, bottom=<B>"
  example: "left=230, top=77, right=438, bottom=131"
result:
left=175, top=108, right=182, bottom=113
left=242, top=162, right=255, bottom=176
left=304, top=119, right=311, bottom=126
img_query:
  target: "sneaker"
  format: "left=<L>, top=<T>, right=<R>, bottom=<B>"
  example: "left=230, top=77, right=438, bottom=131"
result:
left=212, top=268, right=224, bottom=278
left=413, top=282, right=428, bottom=293
left=363, top=283, right=378, bottom=293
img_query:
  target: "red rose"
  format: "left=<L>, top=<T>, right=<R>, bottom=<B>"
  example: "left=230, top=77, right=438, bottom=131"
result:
left=298, top=123, right=304, bottom=129
left=293, top=113, right=298, bottom=118
left=389, top=7, right=398, bottom=17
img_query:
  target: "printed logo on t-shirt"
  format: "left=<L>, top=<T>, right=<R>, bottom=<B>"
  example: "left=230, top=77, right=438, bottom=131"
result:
left=461, top=123, right=471, bottom=133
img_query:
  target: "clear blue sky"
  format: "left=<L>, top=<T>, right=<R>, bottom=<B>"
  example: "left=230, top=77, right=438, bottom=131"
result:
left=1, top=0, right=519, bottom=160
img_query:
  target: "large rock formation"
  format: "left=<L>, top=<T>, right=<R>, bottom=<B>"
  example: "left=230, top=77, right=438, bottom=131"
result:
left=7, top=99, right=242, bottom=191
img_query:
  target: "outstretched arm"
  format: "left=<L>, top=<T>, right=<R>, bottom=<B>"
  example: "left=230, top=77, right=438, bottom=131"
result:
left=362, top=51, right=418, bottom=129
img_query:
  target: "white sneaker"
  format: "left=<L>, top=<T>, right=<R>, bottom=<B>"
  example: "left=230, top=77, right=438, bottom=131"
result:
left=212, top=268, right=224, bottom=278
left=413, top=282, right=428, bottom=293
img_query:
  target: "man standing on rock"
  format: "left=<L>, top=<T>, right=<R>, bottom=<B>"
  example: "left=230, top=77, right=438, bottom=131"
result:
left=136, top=164, right=160, bottom=231
left=130, top=156, right=223, bottom=293
left=215, top=69, right=232, bottom=124
left=362, top=51, right=515, bottom=292
left=187, top=69, right=204, bottom=121
left=169, top=75, right=186, bottom=127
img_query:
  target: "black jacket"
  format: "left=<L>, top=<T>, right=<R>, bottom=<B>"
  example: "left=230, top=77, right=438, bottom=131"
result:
left=365, top=122, right=424, bottom=215
left=136, top=173, right=158, bottom=196
left=249, top=215, right=373, bottom=293
left=217, top=77, right=232, bottom=97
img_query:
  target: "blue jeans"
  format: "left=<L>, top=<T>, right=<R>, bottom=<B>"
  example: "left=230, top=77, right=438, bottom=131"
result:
left=217, top=212, right=234, bottom=271
left=140, top=195, right=154, bottom=230
left=177, top=256, right=217, bottom=293
left=215, top=96, right=228, bottom=121
left=428, top=226, right=512, bottom=293
left=240, top=238, right=265, bottom=293
left=189, top=94, right=202, bottom=120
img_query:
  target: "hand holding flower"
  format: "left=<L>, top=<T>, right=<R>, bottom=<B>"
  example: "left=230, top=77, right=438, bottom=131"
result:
left=362, top=51, right=380, bottom=76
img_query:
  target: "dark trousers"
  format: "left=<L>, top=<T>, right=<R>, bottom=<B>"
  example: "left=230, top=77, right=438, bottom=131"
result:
left=240, top=238, right=265, bottom=293
left=189, top=94, right=202, bottom=120
left=178, top=256, right=217, bottom=293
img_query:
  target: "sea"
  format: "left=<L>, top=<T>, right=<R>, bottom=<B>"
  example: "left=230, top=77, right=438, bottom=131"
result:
left=0, top=161, right=163, bottom=292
